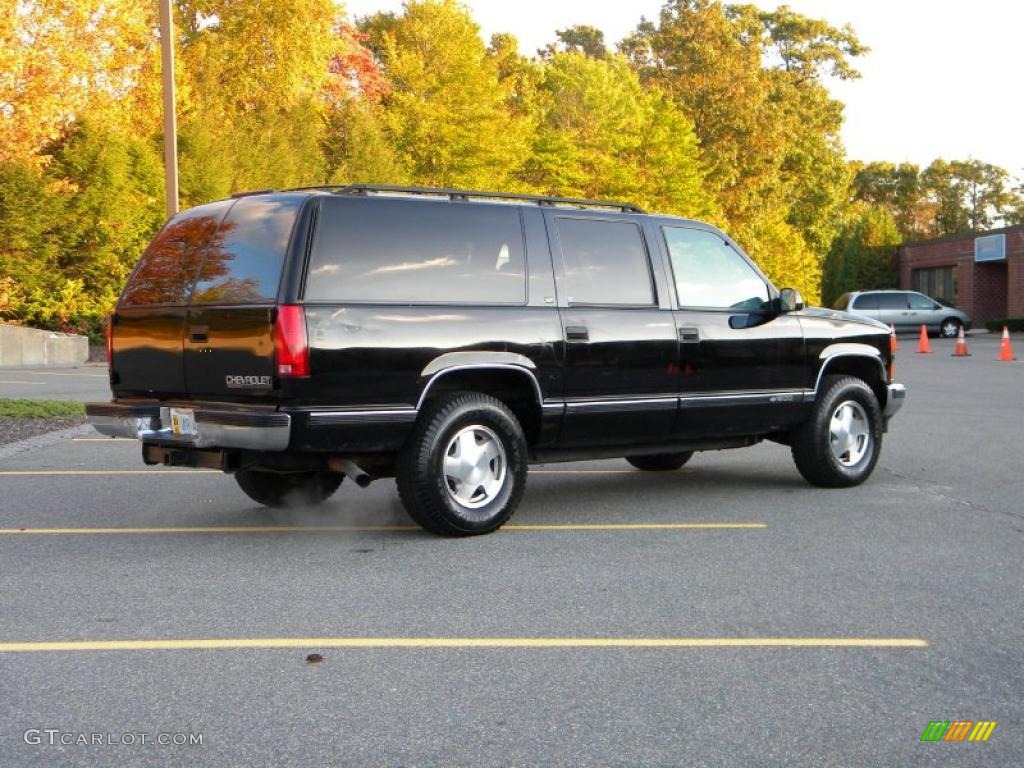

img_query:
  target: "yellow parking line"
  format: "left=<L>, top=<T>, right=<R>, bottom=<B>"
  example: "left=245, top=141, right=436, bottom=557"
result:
left=0, top=470, right=218, bottom=476
left=8, top=370, right=107, bottom=378
left=0, top=380, right=34, bottom=384
left=0, top=636, right=929, bottom=653
left=0, top=523, right=763, bottom=535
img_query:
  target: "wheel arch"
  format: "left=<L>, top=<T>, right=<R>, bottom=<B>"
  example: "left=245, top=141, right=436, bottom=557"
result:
left=416, top=362, right=544, bottom=445
left=814, top=344, right=888, bottom=408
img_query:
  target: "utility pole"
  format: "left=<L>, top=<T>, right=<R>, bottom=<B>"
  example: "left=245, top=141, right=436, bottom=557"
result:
left=159, top=0, right=179, bottom=218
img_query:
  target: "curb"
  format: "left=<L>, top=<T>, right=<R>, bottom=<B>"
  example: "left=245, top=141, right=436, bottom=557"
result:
left=0, top=423, right=96, bottom=461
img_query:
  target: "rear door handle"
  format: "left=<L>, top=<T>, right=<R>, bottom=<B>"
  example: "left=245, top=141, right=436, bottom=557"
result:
left=188, top=325, right=209, bottom=343
left=678, top=327, right=700, bottom=342
left=565, top=325, right=589, bottom=341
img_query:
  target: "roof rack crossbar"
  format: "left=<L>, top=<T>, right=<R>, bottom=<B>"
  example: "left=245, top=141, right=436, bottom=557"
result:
left=286, top=183, right=645, bottom=213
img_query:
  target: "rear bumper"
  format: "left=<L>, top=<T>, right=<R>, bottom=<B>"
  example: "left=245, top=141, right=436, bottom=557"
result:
left=85, top=402, right=291, bottom=451
left=883, top=382, right=906, bottom=420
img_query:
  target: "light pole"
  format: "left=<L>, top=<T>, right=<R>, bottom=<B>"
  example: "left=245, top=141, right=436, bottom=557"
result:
left=159, top=0, right=179, bottom=218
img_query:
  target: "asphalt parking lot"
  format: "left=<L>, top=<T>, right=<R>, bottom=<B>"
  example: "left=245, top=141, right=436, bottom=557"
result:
left=0, top=365, right=110, bottom=402
left=1, top=333, right=1021, bottom=767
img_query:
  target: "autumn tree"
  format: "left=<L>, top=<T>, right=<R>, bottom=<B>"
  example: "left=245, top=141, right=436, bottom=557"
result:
left=0, top=0, right=154, bottom=164
left=361, top=0, right=531, bottom=190
left=621, top=0, right=866, bottom=301
left=921, top=159, right=1016, bottom=235
left=523, top=51, right=709, bottom=217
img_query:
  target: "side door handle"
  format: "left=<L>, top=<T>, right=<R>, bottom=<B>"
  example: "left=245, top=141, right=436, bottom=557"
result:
left=678, top=327, right=700, bottom=342
left=565, top=325, right=589, bottom=341
left=188, top=325, right=209, bottom=343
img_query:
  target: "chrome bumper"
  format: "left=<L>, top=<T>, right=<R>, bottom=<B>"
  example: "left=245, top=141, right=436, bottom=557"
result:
left=883, top=383, right=906, bottom=419
left=85, top=403, right=291, bottom=451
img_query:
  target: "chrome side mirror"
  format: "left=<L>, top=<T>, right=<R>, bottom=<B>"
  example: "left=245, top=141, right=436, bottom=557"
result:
left=779, top=288, right=804, bottom=313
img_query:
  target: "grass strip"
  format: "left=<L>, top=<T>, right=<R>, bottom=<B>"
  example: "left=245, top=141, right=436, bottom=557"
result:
left=0, top=399, right=85, bottom=418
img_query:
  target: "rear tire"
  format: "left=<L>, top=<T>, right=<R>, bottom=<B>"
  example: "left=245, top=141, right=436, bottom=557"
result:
left=397, top=392, right=527, bottom=536
left=790, top=375, right=882, bottom=488
left=626, top=452, right=693, bottom=471
left=235, top=469, right=343, bottom=508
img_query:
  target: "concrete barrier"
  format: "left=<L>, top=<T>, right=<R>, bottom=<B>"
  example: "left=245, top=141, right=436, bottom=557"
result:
left=0, top=323, right=89, bottom=367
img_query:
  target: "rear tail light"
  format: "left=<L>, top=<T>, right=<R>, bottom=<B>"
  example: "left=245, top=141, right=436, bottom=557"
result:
left=105, top=313, right=115, bottom=371
left=274, top=304, right=309, bottom=378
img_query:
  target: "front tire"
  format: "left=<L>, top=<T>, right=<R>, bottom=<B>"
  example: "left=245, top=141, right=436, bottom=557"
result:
left=940, top=318, right=962, bottom=338
left=397, top=392, right=527, bottom=536
left=791, top=375, right=882, bottom=488
left=235, top=469, right=343, bottom=508
left=626, top=452, right=693, bottom=471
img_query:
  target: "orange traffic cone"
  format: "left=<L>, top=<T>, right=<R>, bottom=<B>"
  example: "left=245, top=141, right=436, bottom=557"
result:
left=889, top=324, right=899, bottom=352
left=998, top=326, right=1017, bottom=361
left=952, top=326, right=970, bottom=357
left=916, top=324, right=932, bottom=354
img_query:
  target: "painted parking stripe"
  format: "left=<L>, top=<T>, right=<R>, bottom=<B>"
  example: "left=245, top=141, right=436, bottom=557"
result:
left=0, top=470, right=219, bottom=475
left=0, top=523, right=764, bottom=535
left=6, top=370, right=107, bottom=378
left=0, top=636, right=929, bottom=653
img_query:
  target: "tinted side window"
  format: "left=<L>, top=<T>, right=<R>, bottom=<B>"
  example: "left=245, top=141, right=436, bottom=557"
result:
left=876, top=293, right=909, bottom=310
left=908, top=293, right=937, bottom=309
left=121, top=201, right=231, bottom=306
left=851, top=294, right=878, bottom=309
left=305, top=198, right=526, bottom=304
left=556, top=218, right=653, bottom=306
left=190, top=196, right=303, bottom=305
left=663, top=226, right=768, bottom=310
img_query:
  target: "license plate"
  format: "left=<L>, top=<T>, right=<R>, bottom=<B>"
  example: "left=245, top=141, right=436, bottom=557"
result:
left=169, top=408, right=197, bottom=437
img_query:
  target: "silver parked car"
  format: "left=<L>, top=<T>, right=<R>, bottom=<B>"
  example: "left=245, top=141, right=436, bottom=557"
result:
left=833, top=290, right=972, bottom=337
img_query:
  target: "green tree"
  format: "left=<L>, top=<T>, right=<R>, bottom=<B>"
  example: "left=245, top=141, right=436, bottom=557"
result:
left=0, top=161, right=63, bottom=320
left=174, top=0, right=361, bottom=200
left=524, top=51, right=709, bottom=217
left=540, top=25, right=609, bottom=59
left=850, top=161, right=930, bottom=239
left=921, top=159, right=1015, bottom=235
left=821, top=204, right=900, bottom=307
left=363, top=0, right=531, bottom=189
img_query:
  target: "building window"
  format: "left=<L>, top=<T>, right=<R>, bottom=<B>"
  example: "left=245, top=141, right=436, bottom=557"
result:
left=912, top=266, right=958, bottom=304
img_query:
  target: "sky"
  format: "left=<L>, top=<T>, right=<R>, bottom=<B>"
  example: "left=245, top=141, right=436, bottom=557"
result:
left=344, top=0, right=1024, bottom=178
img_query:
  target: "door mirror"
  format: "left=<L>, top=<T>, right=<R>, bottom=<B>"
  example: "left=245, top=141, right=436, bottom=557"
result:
left=778, top=288, right=804, bottom=313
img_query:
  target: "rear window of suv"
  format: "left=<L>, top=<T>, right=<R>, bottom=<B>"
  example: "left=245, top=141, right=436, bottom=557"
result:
left=304, top=197, right=527, bottom=304
left=121, top=195, right=303, bottom=307
left=121, top=201, right=232, bottom=306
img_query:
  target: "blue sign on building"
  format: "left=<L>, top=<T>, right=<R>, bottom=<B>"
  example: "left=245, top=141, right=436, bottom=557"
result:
left=975, top=234, right=1006, bottom=262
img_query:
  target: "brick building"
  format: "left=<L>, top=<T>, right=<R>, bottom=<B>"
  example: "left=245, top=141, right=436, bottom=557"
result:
left=897, top=224, right=1024, bottom=325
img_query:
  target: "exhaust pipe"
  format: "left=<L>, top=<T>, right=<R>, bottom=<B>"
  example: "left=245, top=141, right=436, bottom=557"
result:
left=328, top=457, right=372, bottom=488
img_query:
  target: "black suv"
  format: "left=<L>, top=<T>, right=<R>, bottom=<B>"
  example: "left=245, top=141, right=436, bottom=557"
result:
left=86, top=185, right=906, bottom=535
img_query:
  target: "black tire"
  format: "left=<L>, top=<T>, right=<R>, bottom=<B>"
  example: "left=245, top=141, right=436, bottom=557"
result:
left=791, top=375, right=883, bottom=488
left=396, top=392, right=527, bottom=536
left=235, top=469, right=343, bottom=508
left=940, top=317, right=962, bottom=338
left=626, top=452, right=693, bottom=471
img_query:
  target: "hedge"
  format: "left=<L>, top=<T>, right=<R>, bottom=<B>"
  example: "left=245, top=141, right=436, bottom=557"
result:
left=984, top=318, right=1024, bottom=333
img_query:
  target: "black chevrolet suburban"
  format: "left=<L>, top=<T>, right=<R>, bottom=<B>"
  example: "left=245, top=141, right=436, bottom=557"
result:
left=86, top=185, right=906, bottom=535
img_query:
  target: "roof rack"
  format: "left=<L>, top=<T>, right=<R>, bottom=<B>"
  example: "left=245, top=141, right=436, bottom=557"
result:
left=284, top=183, right=645, bottom=213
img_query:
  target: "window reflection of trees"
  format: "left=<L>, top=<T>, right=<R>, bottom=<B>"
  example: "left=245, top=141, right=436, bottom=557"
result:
left=122, top=215, right=235, bottom=306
